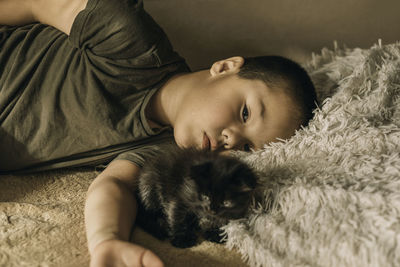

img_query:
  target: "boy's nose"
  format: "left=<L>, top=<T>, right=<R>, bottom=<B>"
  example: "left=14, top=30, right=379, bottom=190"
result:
left=221, top=128, right=245, bottom=150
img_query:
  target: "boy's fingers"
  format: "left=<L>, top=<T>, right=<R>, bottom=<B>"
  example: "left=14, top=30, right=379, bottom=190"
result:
left=90, top=239, right=164, bottom=267
left=122, top=243, right=164, bottom=267
left=141, top=249, right=164, bottom=267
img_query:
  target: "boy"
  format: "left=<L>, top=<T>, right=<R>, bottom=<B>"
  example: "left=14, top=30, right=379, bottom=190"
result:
left=0, top=0, right=316, bottom=266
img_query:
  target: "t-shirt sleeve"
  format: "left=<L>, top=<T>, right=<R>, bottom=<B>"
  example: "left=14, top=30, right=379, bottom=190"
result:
left=69, top=0, right=163, bottom=59
left=112, top=135, right=177, bottom=168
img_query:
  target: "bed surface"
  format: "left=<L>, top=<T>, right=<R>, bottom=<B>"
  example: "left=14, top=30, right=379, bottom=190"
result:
left=1, top=41, right=400, bottom=266
left=0, top=169, right=247, bottom=267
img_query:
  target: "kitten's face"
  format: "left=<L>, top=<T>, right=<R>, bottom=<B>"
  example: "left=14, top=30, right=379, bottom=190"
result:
left=199, top=189, right=252, bottom=219
left=191, top=155, right=257, bottom=219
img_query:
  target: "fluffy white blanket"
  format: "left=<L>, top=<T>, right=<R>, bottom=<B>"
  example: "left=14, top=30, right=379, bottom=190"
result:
left=225, top=41, right=400, bottom=267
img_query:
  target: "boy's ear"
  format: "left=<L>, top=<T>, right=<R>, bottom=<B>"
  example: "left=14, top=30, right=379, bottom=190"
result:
left=210, top=56, right=244, bottom=76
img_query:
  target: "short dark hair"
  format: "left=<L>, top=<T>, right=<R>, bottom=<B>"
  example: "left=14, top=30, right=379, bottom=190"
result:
left=237, top=56, right=318, bottom=127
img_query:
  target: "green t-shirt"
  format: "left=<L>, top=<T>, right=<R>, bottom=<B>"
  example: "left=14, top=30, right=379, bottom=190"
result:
left=0, top=0, right=189, bottom=174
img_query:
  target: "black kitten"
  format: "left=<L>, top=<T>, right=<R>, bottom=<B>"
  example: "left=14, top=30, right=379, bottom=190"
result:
left=135, top=146, right=258, bottom=248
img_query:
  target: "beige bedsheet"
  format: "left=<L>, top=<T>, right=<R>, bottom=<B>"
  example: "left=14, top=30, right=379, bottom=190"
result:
left=0, top=169, right=247, bottom=267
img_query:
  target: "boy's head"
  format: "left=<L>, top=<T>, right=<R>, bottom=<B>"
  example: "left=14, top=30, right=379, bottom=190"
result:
left=169, top=55, right=317, bottom=152
left=237, top=56, right=317, bottom=127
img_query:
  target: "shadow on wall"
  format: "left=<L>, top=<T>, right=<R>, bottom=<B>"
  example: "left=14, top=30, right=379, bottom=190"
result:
left=145, top=0, right=400, bottom=69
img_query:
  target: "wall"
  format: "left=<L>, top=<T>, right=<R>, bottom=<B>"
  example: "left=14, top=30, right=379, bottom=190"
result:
left=144, top=0, right=400, bottom=70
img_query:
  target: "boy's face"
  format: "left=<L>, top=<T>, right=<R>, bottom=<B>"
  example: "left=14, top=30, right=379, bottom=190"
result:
left=173, top=57, right=301, bottom=152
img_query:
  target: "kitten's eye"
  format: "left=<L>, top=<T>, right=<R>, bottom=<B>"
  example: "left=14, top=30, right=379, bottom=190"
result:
left=243, top=144, right=251, bottom=152
left=222, top=200, right=234, bottom=208
left=201, top=195, right=210, bottom=202
left=242, top=105, right=249, bottom=122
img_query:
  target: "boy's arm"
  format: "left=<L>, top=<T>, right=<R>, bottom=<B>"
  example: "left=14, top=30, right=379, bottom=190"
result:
left=85, top=159, right=164, bottom=267
left=0, top=0, right=87, bottom=35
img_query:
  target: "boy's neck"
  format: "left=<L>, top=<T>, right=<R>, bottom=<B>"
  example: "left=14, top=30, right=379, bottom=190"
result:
left=145, top=70, right=209, bottom=129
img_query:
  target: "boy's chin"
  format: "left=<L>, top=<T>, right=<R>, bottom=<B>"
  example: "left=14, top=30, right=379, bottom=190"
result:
left=174, top=130, right=196, bottom=149
left=173, top=135, right=189, bottom=149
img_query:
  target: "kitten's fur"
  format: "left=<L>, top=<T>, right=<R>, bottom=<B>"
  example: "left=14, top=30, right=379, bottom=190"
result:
left=135, top=146, right=258, bottom=248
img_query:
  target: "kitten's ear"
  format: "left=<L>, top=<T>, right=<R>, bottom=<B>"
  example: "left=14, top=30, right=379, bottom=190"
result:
left=190, top=161, right=213, bottom=187
left=235, top=181, right=254, bottom=193
left=190, top=162, right=213, bottom=178
left=232, top=167, right=258, bottom=193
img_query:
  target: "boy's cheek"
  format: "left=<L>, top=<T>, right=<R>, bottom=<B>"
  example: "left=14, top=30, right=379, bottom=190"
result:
left=206, top=113, right=231, bottom=130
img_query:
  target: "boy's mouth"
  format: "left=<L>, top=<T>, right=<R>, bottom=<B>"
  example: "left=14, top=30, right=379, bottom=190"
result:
left=202, top=132, right=211, bottom=150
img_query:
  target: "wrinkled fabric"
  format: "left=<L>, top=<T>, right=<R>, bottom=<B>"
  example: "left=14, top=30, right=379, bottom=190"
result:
left=0, top=0, right=189, bottom=173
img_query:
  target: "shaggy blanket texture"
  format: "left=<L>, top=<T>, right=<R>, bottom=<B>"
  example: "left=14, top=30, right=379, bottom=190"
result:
left=1, top=42, right=399, bottom=267
left=224, top=41, right=400, bottom=267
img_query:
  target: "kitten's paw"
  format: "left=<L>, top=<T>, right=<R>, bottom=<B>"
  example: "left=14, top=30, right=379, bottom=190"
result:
left=170, top=234, right=198, bottom=248
left=204, top=228, right=225, bottom=243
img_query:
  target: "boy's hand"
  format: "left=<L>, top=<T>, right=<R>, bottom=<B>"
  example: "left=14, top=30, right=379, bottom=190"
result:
left=90, top=239, right=164, bottom=267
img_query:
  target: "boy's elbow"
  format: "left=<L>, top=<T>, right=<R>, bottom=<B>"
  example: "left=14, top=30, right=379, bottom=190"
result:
left=31, top=0, right=88, bottom=35
left=0, top=0, right=36, bottom=26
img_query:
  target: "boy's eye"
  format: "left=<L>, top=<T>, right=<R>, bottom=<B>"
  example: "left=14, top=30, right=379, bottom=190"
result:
left=242, top=105, right=249, bottom=122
